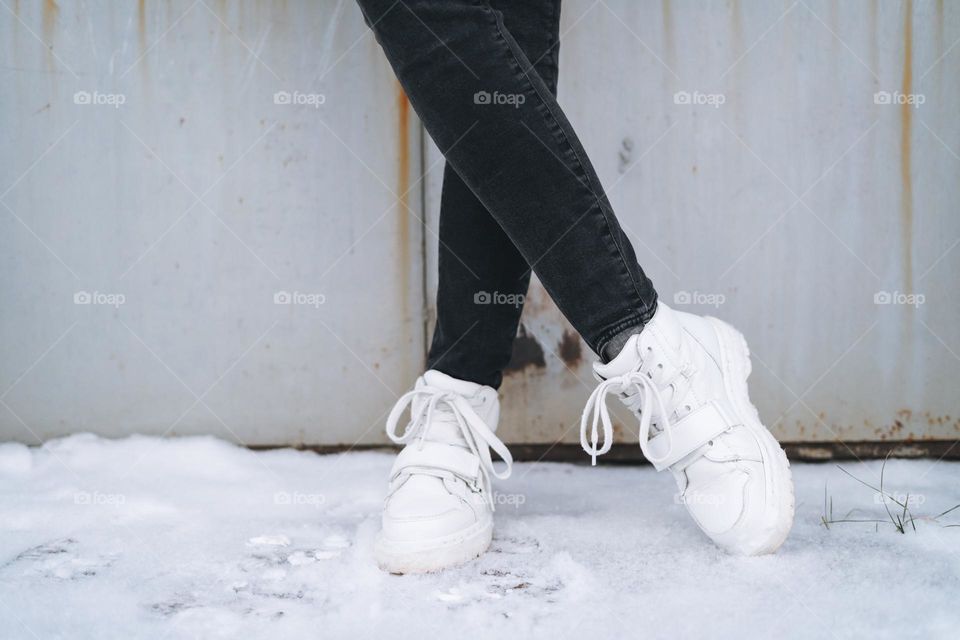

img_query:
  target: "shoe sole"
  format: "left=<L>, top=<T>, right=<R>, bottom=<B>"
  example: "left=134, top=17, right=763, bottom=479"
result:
left=374, top=518, right=493, bottom=574
left=707, top=317, right=796, bottom=555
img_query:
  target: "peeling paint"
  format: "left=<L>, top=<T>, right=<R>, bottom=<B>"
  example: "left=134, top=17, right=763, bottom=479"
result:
left=557, top=330, right=582, bottom=367
left=505, top=325, right=546, bottom=374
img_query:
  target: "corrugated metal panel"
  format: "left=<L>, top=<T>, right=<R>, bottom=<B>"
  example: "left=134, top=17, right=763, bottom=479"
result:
left=2, top=1, right=957, bottom=448
left=1, top=1, right=424, bottom=444
left=425, top=0, right=960, bottom=446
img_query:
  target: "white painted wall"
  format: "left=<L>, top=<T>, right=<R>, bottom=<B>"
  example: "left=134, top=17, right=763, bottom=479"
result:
left=3, top=1, right=958, bottom=447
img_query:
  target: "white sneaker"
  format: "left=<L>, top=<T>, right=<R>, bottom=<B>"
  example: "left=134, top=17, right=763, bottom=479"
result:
left=375, top=370, right=512, bottom=573
left=581, top=303, right=794, bottom=555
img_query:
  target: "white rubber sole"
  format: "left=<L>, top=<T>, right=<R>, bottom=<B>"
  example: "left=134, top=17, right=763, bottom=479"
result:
left=707, top=317, right=796, bottom=555
left=374, top=518, right=493, bottom=574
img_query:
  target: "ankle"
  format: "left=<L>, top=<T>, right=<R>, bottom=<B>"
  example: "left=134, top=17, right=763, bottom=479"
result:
left=600, top=300, right=659, bottom=361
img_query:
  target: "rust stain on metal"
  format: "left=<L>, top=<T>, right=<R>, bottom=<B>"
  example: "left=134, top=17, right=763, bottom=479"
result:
left=505, top=325, right=546, bottom=374
left=557, top=330, right=582, bottom=367
left=900, top=0, right=914, bottom=291
left=935, top=0, right=945, bottom=38
left=660, top=0, right=676, bottom=72
left=730, top=0, right=742, bottom=61
left=396, top=82, right=411, bottom=319
left=41, top=0, right=59, bottom=70
left=612, top=421, right=626, bottom=441
left=787, top=408, right=960, bottom=442
left=135, top=0, right=153, bottom=86
left=138, top=0, right=147, bottom=50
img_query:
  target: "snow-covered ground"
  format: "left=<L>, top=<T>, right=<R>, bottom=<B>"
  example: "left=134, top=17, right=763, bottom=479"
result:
left=0, top=435, right=957, bottom=639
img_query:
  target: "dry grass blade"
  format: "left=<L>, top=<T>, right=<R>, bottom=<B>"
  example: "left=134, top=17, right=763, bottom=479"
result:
left=821, top=455, right=959, bottom=534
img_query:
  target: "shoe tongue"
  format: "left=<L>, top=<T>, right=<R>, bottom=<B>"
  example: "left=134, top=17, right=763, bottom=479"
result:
left=416, top=370, right=485, bottom=447
left=422, top=370, right=484, bottom=396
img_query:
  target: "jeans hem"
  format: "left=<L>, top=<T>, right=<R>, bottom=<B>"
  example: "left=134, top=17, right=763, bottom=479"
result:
left=593, top=293, right=659, bottom=358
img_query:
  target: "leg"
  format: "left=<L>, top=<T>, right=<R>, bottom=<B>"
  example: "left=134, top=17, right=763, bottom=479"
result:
left=426, top=0, right=563, bottom=389
left=357, top=0, right=658, bottom=366
left=361, top=0, right=794, bottom=570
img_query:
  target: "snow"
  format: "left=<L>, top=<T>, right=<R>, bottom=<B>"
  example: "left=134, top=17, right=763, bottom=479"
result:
left=0, top=434, right=958, bottom=639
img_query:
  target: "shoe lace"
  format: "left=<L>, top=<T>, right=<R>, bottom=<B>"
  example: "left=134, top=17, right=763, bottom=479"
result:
left=385, top=385, right=513, bottom=506
left=580, top=371, right=675, bottom=467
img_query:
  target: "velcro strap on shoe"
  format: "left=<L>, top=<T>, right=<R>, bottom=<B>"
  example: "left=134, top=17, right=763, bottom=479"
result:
left=646, top=401, right=736, bottom=472
left=390, top=442, right=481, bottom=483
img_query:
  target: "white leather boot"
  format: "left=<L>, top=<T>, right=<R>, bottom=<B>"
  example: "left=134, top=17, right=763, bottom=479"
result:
left=375, top=370, right=512, bottom=573
left=581, top=303, right=794, bottom=555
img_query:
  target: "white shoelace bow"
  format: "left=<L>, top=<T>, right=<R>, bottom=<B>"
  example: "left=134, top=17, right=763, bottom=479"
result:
left=386, top=385, right=513, bottom=504
left=580, top=371, right=676, bottom=466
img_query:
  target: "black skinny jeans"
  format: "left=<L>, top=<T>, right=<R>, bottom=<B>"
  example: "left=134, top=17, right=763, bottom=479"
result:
left=356, top=0, right=659, bottom=388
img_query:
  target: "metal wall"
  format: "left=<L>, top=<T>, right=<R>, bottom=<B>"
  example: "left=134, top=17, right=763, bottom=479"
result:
left=1, top=1, right=424, bottom=446
left=425, top=0, right=960, bottom=451
left=3, top=1, right=958, bottom=450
